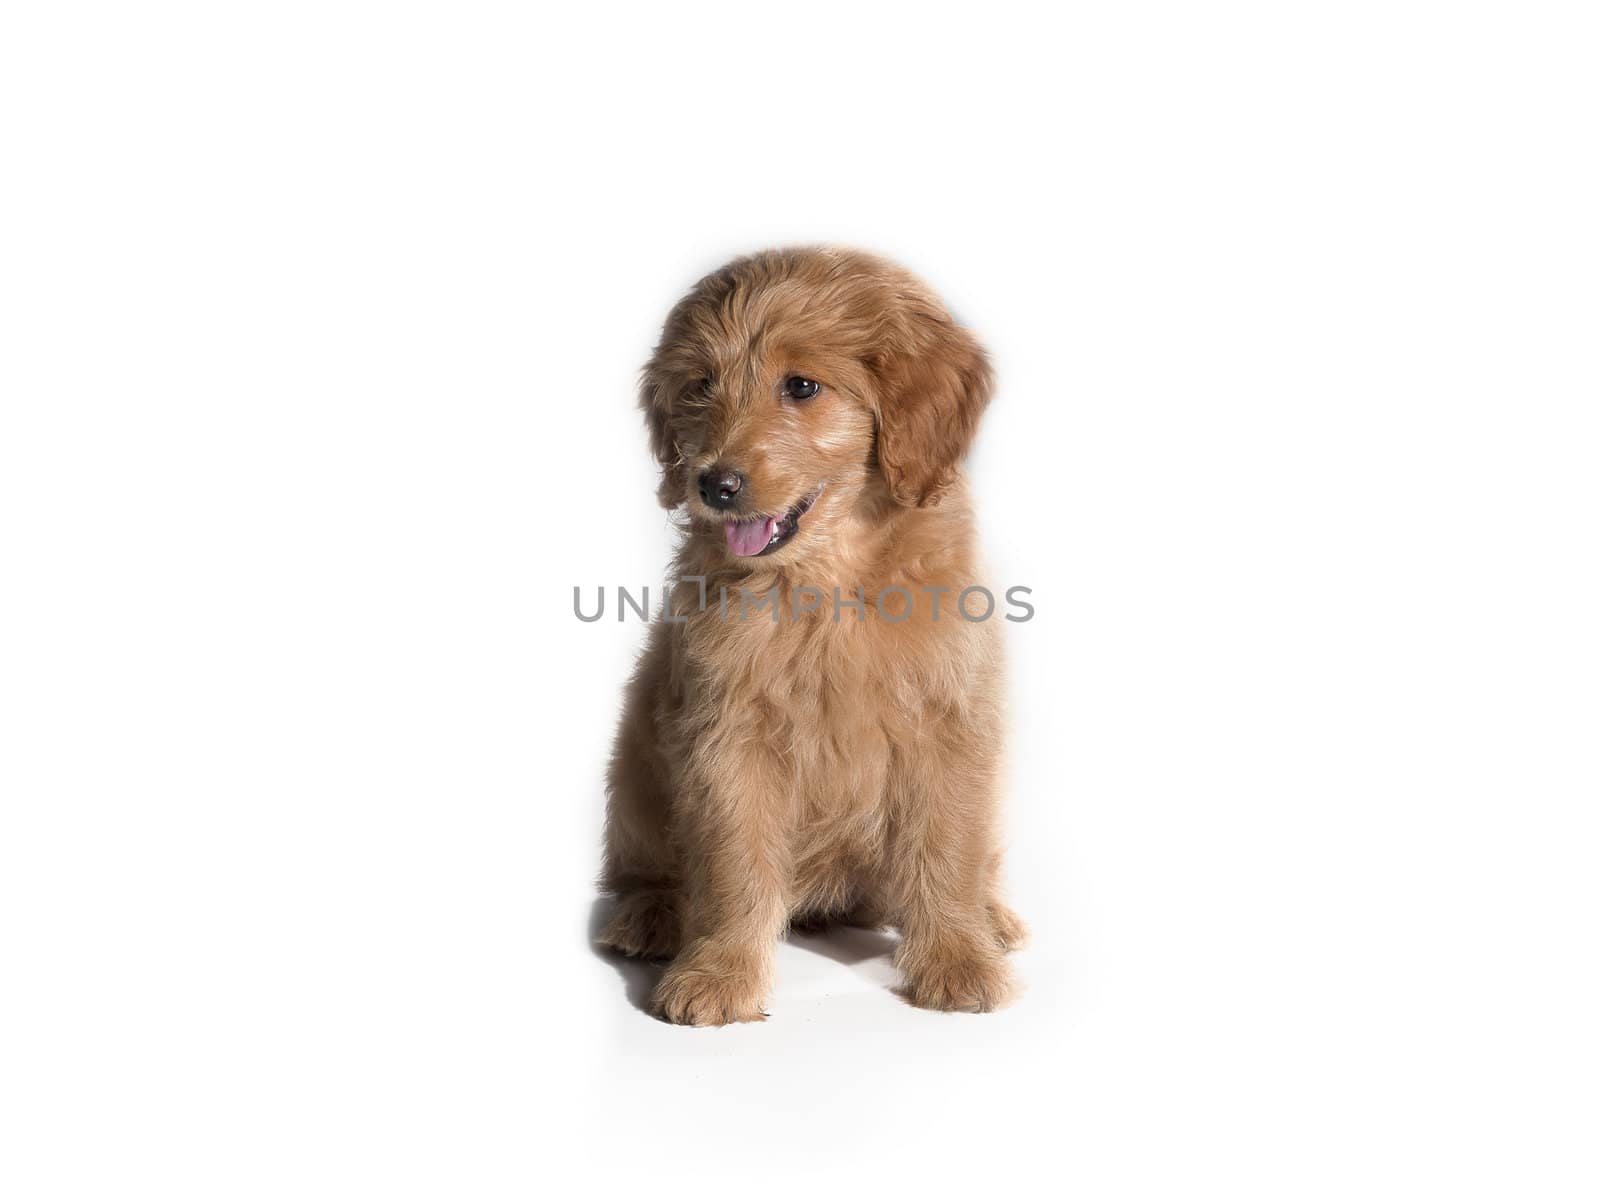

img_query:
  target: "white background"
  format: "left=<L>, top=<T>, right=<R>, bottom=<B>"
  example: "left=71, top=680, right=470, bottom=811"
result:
left=2, top=3, right=1596, bottom=1196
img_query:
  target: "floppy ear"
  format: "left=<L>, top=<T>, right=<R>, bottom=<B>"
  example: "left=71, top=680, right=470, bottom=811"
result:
left=638, top=362, right=683, bottom=509
left=869, top=296, right=994, bottom=507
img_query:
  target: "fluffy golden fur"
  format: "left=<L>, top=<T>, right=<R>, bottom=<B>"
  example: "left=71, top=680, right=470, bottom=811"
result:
left=599, top=247, right=1023, bottom=1024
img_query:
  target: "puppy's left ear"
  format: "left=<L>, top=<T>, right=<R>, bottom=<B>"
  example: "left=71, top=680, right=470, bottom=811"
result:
left=638, top=360, right=683, bottom=509
left=869, top=294, right=994, bottom=507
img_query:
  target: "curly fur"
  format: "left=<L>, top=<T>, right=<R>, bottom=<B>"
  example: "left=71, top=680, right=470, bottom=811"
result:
left=599, top=247, right=1024, bottom=1024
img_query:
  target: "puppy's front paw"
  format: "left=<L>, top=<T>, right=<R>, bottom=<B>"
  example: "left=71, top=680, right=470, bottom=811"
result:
left=652, top=951, right=767, bottom=1026
left=901, top=944, right=1016, bottom=1013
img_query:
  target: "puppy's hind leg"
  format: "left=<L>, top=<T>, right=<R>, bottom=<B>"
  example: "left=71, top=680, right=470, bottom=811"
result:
left=986, top=852, right=1028, bottom=951
left=598, top=888, right=681, bottom=960
left=597, top=631, right=682, bottom=960
left=598, top=785, right=682, bottom=959
left=987, top=898, right=1028, bottom=952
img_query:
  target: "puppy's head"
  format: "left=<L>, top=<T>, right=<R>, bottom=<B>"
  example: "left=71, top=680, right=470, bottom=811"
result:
left=640, top=247, right=992, bottom=562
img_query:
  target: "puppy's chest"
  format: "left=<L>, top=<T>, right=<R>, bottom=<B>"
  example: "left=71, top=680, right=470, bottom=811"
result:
left=750, top=618, right=898, bottom=835
left=683, top=606, right=919, bottom=768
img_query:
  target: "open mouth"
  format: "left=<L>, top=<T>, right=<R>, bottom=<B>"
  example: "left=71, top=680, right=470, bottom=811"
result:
left=723, top=486, right=824, bottom=557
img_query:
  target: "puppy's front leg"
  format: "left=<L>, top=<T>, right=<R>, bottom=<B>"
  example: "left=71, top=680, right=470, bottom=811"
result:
left=888, top=742, right=1017, bottom=1013
left=651, top=751, right=791, bottom=1026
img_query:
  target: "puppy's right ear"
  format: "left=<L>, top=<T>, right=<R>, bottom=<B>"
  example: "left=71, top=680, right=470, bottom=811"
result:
left=869, top=295, right=994, bottom=509
left=639, top=360, right=682, bottom=509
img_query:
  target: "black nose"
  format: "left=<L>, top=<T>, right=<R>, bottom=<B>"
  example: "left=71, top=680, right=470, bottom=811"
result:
left=698, top=466, right=745, bottom=510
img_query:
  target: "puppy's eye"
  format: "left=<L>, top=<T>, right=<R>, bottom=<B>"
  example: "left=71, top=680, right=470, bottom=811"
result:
left=696, top=377, right=715, bottom=397
left=782, top=376, right=821, bottom=401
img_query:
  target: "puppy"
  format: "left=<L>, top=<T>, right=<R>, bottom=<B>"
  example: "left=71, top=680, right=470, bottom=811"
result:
left=598, top=247, right=1024, bottom=1024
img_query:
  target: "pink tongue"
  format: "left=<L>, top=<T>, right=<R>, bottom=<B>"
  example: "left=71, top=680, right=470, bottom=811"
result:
left=725, top=516, right=778, bottom=556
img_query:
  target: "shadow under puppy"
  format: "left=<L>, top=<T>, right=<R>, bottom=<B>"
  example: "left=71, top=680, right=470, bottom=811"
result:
left=599, top=247, right=1025, bottom=1025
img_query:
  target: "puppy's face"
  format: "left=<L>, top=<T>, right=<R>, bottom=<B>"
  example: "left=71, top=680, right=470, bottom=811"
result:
left=641, top=248, right=993, bottom=564
left=666, top=339, right=877, bottom=560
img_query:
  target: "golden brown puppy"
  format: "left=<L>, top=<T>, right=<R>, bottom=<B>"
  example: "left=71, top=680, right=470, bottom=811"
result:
left=598, top=247, right=1024, bottom=1024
